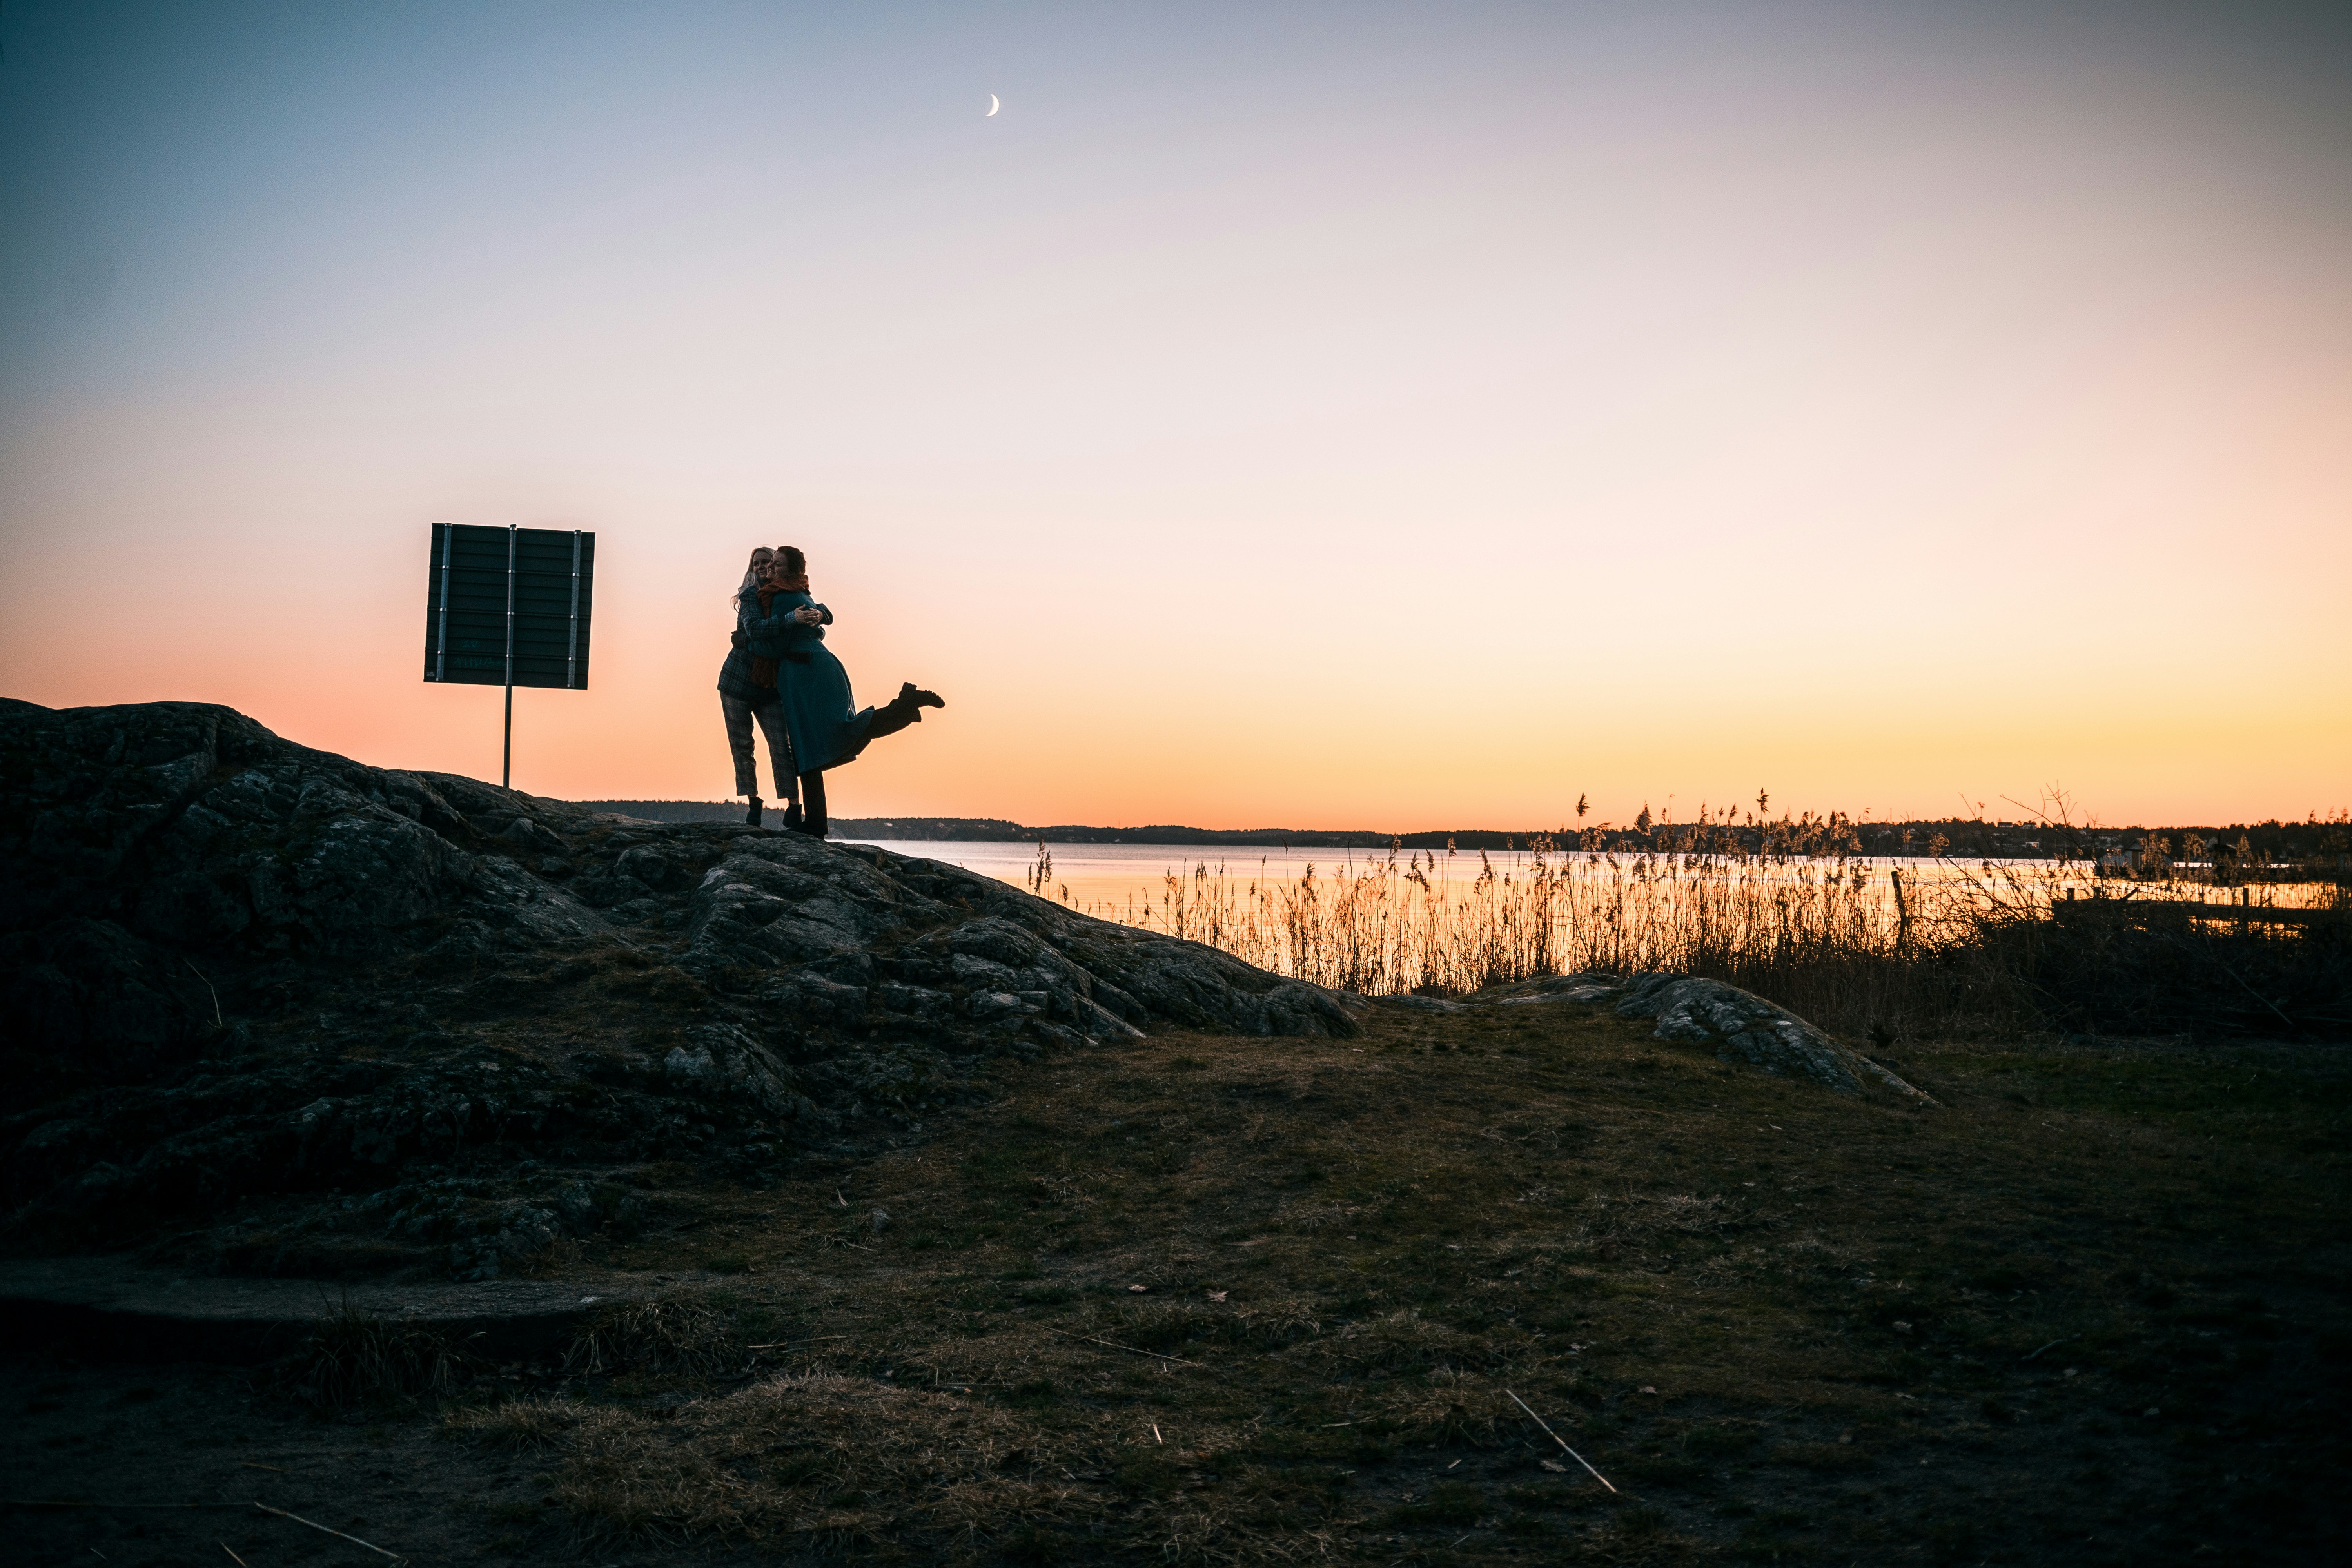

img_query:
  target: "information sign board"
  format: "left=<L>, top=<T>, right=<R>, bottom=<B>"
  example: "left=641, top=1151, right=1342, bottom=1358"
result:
left=422, top=524, right=594, bottom=689
left=421, top=523, right=596, bottom=786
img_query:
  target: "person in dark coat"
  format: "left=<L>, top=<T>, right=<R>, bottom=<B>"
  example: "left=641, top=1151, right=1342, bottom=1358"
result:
left=738, top=545, right=943, bottom=838
left=715, top=546, right=801, bottom=826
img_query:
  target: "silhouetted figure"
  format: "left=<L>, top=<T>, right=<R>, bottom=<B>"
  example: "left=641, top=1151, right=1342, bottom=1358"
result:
left=715, top=546, right=797, bottom=826
left=739, top=546, right=943, bottom=837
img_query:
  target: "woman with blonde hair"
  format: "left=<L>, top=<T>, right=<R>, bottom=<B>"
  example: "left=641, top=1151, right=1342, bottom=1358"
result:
left=715, top=546, right=804, bottom=826
left=739, top=544, right=942, bottom=837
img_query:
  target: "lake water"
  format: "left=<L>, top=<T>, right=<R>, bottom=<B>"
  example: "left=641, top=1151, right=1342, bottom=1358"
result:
left=845, top=838, right=2305, bottom=927
left=849, top=839, right=1353, bottom=921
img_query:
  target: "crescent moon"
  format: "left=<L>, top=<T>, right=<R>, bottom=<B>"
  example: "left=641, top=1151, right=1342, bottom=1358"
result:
left=987, top=94, right=1000, bottom=116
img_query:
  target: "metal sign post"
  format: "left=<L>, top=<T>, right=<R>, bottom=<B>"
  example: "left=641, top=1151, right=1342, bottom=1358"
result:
left=503, top=524, right=516, bottom=787
left=423, top=523, right=596, bottom=791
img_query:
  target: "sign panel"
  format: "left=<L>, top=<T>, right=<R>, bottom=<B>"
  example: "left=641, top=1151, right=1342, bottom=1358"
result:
left=421, top=524, right=595, bottom=689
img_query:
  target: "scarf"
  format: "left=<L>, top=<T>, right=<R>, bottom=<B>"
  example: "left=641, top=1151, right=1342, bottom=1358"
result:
left=756, top=572, right=809, bottom=611
left=748, top=574, right=810, bottom=689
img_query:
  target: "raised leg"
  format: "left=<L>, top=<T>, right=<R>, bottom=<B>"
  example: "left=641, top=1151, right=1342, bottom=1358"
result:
left=864, top=683, right=945, bottom=742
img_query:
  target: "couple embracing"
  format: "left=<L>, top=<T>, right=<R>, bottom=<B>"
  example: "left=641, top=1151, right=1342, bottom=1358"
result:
left=717, top=544, right=943, bottom=836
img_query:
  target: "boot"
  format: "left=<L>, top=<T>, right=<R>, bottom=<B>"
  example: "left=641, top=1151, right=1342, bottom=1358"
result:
left=745, top=795, right=762, bottom=827
left=780, top=799, right=802, bottom=831
left=793, top=771, right=828, bottom=838
left=863, top=684, right=940, bottom=743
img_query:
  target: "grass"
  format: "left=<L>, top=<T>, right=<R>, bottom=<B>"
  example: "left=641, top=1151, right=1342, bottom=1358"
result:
left=442, top=1395, right=583, bottom=1448
left=269, top=1299, right=483, bottom=1407
left=441, top=995, right=2351, bottom=1564
left=1038, top=818, right=2351, bottom=1040
left=562, top=1295, right=761, bottom=1378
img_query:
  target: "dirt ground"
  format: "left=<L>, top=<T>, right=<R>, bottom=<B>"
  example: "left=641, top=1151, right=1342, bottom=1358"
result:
left=7, top=996, right=2348, bottom=1565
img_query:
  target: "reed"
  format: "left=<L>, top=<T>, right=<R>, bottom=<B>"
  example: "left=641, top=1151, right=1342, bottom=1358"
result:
left=1037, top=809, right=2351, bottom=1041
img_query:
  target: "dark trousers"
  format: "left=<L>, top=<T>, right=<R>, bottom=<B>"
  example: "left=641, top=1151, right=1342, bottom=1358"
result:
left=781, top=688, right=927, bottom=835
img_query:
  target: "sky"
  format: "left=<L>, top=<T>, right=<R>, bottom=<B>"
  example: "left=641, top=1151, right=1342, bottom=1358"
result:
left=2, top=0, right=2347, bottom=831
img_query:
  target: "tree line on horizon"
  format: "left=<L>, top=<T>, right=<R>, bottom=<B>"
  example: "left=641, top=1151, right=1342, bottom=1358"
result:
left=569, top=800, right=2351, bottom=865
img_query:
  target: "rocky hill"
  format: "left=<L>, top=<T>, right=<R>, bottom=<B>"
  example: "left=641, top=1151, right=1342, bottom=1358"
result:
left=0, top=700, right=1351, bottom=1279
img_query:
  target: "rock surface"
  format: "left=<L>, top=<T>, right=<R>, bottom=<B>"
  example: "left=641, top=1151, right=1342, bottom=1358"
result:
left=1615, top=973, right=1933, bottom=1100
left=1474, top=971, right=1933, bottom=1102
left=0, top=700, right=1352, bottom=1277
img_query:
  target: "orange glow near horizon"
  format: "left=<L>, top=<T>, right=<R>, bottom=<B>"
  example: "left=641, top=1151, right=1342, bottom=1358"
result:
left=3, top=5, right=2347, bottom=830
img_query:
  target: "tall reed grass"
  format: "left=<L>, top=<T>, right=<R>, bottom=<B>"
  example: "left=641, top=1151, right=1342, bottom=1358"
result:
left=1037, top=809, right=2351, bottom=1041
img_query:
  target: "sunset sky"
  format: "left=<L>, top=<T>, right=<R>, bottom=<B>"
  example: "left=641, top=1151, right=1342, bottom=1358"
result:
left=3, top=2, right=2346, bottom=831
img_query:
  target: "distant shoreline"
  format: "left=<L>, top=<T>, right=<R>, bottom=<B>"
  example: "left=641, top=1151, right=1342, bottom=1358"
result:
left=568, top=802, right=2342, bottom=861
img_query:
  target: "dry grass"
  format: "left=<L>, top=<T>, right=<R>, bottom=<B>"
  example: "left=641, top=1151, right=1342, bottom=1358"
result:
left=555, top=1374, right=1103, bottom=1550
left=454, top=999, right=2351, bottom=1565
left=268, top=1299, right=483, bottom=1407
left=1043, top=820, right=2350, bottom=1039
left=441, top=1394, right=584, bottom=1447
left=563, top=1296, right=751, bottom=1378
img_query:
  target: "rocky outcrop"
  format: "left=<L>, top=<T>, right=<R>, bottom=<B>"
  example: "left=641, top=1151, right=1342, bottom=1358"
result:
left=1473, top=970, right=1932, bottom=1102
left=0, top=700, right=1352, bottom=1276
left=1618, top=973, right=1929, bottom=1100
left=1612, top=973, right=1933, bottom=1100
